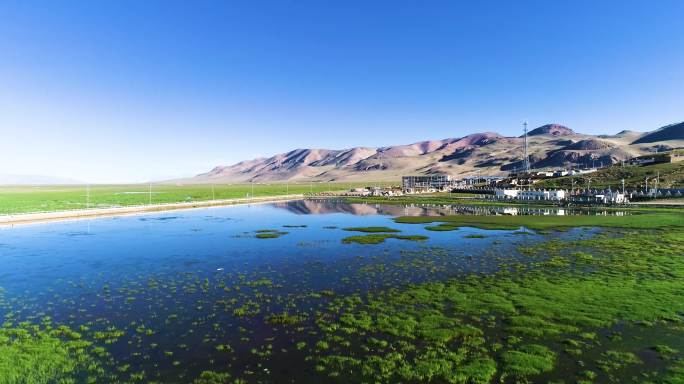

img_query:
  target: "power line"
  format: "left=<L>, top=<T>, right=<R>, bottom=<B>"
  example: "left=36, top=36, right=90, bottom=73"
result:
left=523, top=121, right=530, bottom=173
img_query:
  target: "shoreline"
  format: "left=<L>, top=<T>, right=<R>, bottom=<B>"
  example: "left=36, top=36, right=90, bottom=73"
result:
left=0, top=194, right=305, bottom=227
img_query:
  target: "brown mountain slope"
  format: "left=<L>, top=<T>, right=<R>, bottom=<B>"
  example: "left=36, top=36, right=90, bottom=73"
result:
left=180, top=122, right=684, bottom=183
left=632, top=122, right=684, bottom=144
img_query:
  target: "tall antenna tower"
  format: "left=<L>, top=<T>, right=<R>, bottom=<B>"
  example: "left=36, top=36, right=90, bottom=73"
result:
left=523, top=121, right=530, bottom=173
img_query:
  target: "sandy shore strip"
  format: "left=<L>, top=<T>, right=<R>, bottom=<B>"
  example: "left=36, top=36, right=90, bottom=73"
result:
left=0, top=194, right=305, bottom=227
left=633, top=199, right=684, bottom=206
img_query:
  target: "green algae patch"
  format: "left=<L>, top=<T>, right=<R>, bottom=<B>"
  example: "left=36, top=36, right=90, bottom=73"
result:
left=425, top=223, right=461, bottom=231
left=254, top=229, right=289, bottom=239
left=342, top=234, right=428, bottom=245
left=193, top=370, right=232, bottom=384
left=0, top=322, right=109, bottom=384
left=463, top=234, right=486, bottom=239
left=502, top=344, right=556, bottom=377
left=342, top=226, right=401, bottom=233
left=265, top=311, right=306, bottom=325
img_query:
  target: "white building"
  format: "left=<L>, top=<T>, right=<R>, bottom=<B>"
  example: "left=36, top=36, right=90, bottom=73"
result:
left=593, top=191, right=627, bottom=204
left=402, top=174, right=453, bottom=193
left=494, top=189, right=566, bottom=201
left=571, top=190, right=628, bottom=204
left=495, top=189, right=520, bottom=199
left=519, top=190, right=566, bottom=201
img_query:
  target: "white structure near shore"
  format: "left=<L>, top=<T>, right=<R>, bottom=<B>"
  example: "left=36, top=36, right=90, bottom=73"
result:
left=494, top=189, right=566, bottom=201
left=402, top=174, right=454, bottom=193
left=570, top=190, right=627, bottom=204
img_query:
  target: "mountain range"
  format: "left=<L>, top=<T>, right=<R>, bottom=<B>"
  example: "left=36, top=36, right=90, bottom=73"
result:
left=182, top=122, right=684, bottom=183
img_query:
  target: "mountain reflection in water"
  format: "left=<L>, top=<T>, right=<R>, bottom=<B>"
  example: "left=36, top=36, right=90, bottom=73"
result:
left=273, top=199, right=630, bottom=217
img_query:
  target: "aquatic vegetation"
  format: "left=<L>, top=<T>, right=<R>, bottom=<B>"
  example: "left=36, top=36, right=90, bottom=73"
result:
left=3, top=202, right=684, bottom=383
left=424, top=223, right=460, bottom=231
left=193, top=370, right=232, bottom=383
left=233, top=301, right=261, bottom=317
left=596, top=350, right=642, bottom=372
left=283, top=224, right=307, bottom=228
left=342, top=234, right=429, bottom=244
left=502, top=344, right=556, bottom=377
left=254, top=229, right=289, bottom=239
left=342, top=226, right=402, bottom=233
left=309, top=226, right=684, bottom=383
left=0, top=322, right=108, bottom=384
left=264, top=311, right=306, bottom=325
left=653, top=344, right=679, bottom=356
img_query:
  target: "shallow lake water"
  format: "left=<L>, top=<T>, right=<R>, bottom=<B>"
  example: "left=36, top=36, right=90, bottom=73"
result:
left=0, top=200, right=604, bottom=382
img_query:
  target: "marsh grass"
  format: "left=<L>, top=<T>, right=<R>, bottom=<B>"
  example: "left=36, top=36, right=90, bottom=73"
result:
left=341, top=234, right=429, bottom=245
left=254, top=229, right=289, bottom=239
left=0, top=322, right=109, bottom=384
left=310, top=224, right=684, bottom=383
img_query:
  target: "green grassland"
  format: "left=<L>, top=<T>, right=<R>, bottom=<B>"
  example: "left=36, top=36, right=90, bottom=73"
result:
left=395, top=209, right=684, bottom=230
left=0, top=183, right=360, bottom=215
left=536, top=161, right=684, bottom=190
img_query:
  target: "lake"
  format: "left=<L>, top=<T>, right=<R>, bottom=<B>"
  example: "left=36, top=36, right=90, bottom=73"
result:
left=0, top=200, right=637, bottom=383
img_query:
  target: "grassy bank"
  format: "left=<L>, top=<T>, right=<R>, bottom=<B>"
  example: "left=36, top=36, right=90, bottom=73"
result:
left=0, top=183, right=360, bottom=215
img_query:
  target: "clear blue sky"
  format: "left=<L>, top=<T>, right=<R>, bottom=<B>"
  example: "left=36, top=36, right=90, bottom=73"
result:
left=1, top=0, right=682, bottom=183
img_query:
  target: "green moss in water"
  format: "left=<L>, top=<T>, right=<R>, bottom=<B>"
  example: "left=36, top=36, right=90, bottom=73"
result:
left=341, top=234, right=429, bottom=245
left=502, top=344, right=556, bottom=377
left=0, top=322, right=108, bottom=384
left=254, top=229, right=289, bottom=239
left=193, top=370, right=232, bottom=384
left=265, top=312, right=306, bottom=325
left=424, top=224, right=460, bottom=231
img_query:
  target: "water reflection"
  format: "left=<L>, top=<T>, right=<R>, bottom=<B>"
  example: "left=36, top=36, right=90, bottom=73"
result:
left=273, top=199, right=631, bottom=217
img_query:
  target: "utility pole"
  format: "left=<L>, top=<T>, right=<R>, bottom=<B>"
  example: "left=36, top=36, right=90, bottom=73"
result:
left=523, top=121, right=529, bottom=173
left=571, top=177, right=575, bottom=195
left=211, top=184, right=215, bottom=200
left=621, top=179, right=625, bottom=195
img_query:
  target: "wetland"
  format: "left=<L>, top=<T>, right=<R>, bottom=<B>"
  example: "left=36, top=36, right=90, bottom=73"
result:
left=0, top=200, right=683, bottom=383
